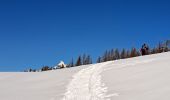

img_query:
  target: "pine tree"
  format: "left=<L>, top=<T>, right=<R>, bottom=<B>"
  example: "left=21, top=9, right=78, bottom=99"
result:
left=125, top=50, right=129, bottom=58
left=151, top=47, right=157, bottom=54
left=115, top=49, right=120, bottom=60
left=86, top=55, right=92, bottom=64
left=89, top=55, right=93, bottom=64
left=130, top=48, right=138, bottom=57
left=165, top=40, right=170, bottom=51
left=97, top=56, right=101, bottom=63
left=157, top=42, right=163, bottom=53
left=75, top=56, right=82, bottom=66
left=107, top=50, right=111, bottom=61
left=136, top=50, right=141, bottom=56
left=82, top=54, right=86, bottom=65
left=89, top=56, right=93, bottom=64
left=41, top=66, right=50, bottom=71
left=102, top=50, right=108, bottom=62
left=120, top=48, right=126, bottom=59
left=68, top=58, right=74, bottom=67
left=110, top=49, right=116, bottom=60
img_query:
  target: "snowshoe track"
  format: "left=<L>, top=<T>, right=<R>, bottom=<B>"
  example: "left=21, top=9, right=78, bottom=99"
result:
left=62, top=62, right=112, bottom=100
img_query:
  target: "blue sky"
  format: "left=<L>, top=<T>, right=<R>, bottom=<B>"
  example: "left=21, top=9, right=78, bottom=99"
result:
left=0, top=0, right=170, bottom=71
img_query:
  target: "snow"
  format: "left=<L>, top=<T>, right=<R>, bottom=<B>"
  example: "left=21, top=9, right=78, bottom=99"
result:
left=102, top=52, right=170, bottom=100
left=58, top=61, right=67, bottom=68
left=62, top=62, right=111, bottom=100
left=53, top=61, right=67, bottom=69
left=0, top=66, right=88, bottom=100
left=0, top=52, right=170, bottom=100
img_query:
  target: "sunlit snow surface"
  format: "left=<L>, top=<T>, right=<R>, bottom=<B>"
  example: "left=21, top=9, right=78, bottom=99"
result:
left=0, top=52, right=170, bottom=100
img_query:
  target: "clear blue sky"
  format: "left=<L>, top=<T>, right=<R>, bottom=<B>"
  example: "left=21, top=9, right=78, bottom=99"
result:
left=0, top=0, right=170, bottom=71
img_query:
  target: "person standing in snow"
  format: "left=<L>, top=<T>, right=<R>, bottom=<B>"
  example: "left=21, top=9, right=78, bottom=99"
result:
left=141, top=43, right=149, bottom=55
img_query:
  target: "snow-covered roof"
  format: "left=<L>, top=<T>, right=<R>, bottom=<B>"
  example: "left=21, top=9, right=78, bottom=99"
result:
left=58, top=61, right=65, bottom=66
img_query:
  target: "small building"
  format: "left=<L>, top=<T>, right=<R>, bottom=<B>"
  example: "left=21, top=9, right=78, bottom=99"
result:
left=53, top=61, right=67, bottom=69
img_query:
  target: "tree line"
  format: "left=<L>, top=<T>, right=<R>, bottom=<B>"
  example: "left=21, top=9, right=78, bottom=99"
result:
left=25, top=54, right=93, bottom=72
left=67, top=54, right=93, bottom=67
left=25, top=40, right=170, bottom=72
left=97, top=40, right=170, bottom=63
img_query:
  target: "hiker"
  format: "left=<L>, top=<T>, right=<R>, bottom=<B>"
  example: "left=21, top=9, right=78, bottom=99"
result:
left=141, top=43, right=149, bottom=55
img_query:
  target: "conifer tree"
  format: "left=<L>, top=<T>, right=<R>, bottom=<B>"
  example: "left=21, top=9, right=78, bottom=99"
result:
left=121, top=48, right=126, bottom=59
left=97, top=56, right=101, bottom=63
left=41, top=66, right=50, bottom=71
left=130, top=48, right=138, bottom=57
left=75, top=56, right=82, bottom=66
left=110, top=49, right=116, bottom=60
left=102, top=50, right=108, bottom=62
left=165, top=40, right=170, bottom=51
left=107, top=50, right=112, bottom=61
left=151, top=47, right=157, bottom=54
left=115, top=49, right=120, bottom=60
left=126, top=50, right=130, bottom=58
left=86, top=55, right=92, bottom=64
left=136, top=50, right=141, bottom=56
left=82, top=54, right=86, bottom=65
left=157, top=42, right=163, bottom=53
left=68, top=58, right=74, bottom=67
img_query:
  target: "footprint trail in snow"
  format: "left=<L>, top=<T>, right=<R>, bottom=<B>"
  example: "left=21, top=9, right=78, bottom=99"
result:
left=62, top=62, right=114, bottom=100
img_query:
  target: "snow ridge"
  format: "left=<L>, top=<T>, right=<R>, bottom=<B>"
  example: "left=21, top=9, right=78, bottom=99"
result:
left=62, top=62, right=111, bottom=100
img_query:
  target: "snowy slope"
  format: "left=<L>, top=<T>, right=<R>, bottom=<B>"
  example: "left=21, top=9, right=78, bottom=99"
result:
left=0, top=52, right=170, bottom=100
left=0, top=66, right=88, bottom=100
left=102, top=52, right=170, bottom=100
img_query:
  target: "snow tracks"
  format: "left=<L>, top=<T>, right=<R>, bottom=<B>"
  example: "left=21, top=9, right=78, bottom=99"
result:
left=62, top=62, right=112, bottom=100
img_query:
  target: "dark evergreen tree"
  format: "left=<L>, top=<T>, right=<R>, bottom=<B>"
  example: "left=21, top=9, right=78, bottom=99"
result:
left=71, top=58, right=74, bottom=67
left=115, top=49, right=120, bottom=60
left=164, top=40, right=170, bottom=52
left=151, top=47, right=157, bottom=54
left=102, top=50, right=108, bottom=62
left=41, top=66, right=50, bottom=71
left=110, top=49, right=116, bottom=60
left=89, top=55, right=93, bottom=64
left=130, top=48, right=138, bottom=57
left=136, top=50, right=141, bottom=56
left=75, top=56, right=82, bottom=66
left=68, top=58, right=74, bottom=67
left=166, top=40, right=170, bottom=46
left=82, top=54, right=87, bottom=65
left=29, top=68, right=32, bottom=72
left=85, top=55, right=92, bottom=64
left=97, top=56, right=101, bottom=63
left=107, top=50, right=111, bottom=61
left=157, top=42, right=163, bottom=53
left=120, top=48, right=126, bottom=59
